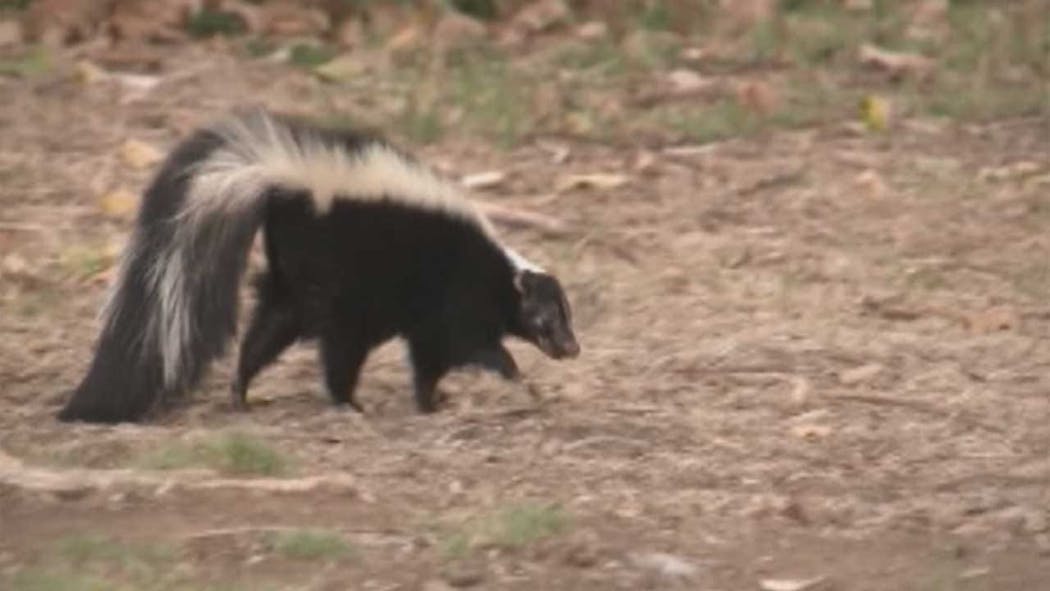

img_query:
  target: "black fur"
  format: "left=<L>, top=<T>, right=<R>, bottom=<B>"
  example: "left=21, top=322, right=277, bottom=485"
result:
left=230, top=190, right=525, bottom=413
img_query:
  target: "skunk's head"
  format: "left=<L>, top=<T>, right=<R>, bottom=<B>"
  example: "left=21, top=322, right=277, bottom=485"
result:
left=514, top=270, right=580, bottom=360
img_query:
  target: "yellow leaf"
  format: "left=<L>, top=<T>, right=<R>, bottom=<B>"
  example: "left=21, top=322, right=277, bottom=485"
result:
left=75, top=59, right=108, bottom=85
left=120, top=139, right=162, bottom=169
left=860, top=95, right=890, bottom=132
left=99, top=189, right=138, bottom=220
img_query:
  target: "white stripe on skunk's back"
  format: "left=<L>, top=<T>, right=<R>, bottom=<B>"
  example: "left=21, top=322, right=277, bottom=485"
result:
left=183, top=110, right=495, bottom=235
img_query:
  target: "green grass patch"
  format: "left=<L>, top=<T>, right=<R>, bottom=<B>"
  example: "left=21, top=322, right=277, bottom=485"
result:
left=397, top=94, right=445, bottom=144
left=551, top=38, right=628, bottom=78
left=0, top=0, right=32, bottom=11
left=7, top=533, right=268, bottom=591
left=267, top=529, right=354, bottom=561
left=449, top=52, right=534, bottom=148
left=288, top=43, right=338, bottom=68
left=0, top=46, right=51, bottom=78
left=58, top=534, right=175, bottom=570
left=137, top=432, right=289, bottom=477
left=57, top=244, right=113, bottom=283
left=185, top=8, right=247, bottom=39
left=243, top=37, right=278, bottom=59
left=9, top=568, right=112, bottom=591
left=661, top=99, right=758, bottom=145
left=11, top=534, right=180, bottom=591
left=449, top=0, right=498, bottom=20
left=436, top=502, right=570, bottom=559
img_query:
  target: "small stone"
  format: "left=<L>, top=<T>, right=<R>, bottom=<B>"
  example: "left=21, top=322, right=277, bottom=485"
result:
left=996, top=506, right=1048, bottom=534
left=0, top=20, right=24, bottom=47
left=434, top=11, right=488, bottom=50
left=423, top=580, right=456, bottom=591
left=442, top=560, right=485, bottom=587
left=631, top=552, right=697, bottom=580
left=667, top=68, right=708, bottom=93
left=575, top=21, right=607, bottom=41
left=562, top=533, right=601, bottom=568
left=838, top=363, right=883, bottom=385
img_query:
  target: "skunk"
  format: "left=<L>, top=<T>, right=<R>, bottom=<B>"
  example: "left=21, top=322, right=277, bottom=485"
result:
left=58, top=109, right=579, bottom=424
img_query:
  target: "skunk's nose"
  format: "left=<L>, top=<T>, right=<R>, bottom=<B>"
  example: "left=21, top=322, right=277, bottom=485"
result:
left=561, top=339, right=580, bottom=359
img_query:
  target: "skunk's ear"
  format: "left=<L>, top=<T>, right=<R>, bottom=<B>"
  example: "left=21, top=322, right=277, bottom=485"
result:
left=515, top=270, right=540, bottom=294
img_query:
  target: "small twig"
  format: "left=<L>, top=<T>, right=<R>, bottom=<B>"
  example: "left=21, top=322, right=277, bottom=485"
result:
left=563, top=435, right=647, bottom=453
left=478, top=202, right=570, bottom=236
left=183, top=525, right=303, bottom=541
left=0, top=450, right=360, bottom=497
left=828, top=394, right=1006, bottom=434
left=0, top=222, right=49, bottom=232
left=734, top=168, right=805, bottom=196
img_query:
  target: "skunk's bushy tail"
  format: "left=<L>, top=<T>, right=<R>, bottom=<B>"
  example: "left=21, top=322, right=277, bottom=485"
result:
left=58, top=117, right=272, bottom=423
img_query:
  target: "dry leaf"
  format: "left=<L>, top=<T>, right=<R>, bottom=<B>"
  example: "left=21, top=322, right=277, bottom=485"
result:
left=854, top=169, right=887, bottom=199
left=98, top=189, right=138, bottom=220
left=110, top=72, right=162, bottom=103
left=680, top=46, right=710, bottom=63
left=720, top=0, right=776, bottom=25
left=735, top=80, right=779, bottom=115
left=107, top=0, right=190, bottom=44
left=791, top=424, right=832, bottom=440
left=336, top=18, right=365, bottom=48
left=120, top=139, right=162, bottom=170
left=557, top=173, right=629, bottom=193
left=461, top=171, right=507, bottom=190
left=838, top=363, right=882, bottom=385
left=313, top=54, right=367, bottom=82
left=24, top=0, right=109, bottom=47
left=434, top=11, right=488, bottom=51
left=631, top=552, right=697, bottom=579
left=511, top=0, right=570, bottom=34
left=0, top=19, right=24, bottom=48
left=966, top=305, right=1017, bottom=335
left=759, top=576, right=828, bottom=591
left=537, top=141, right=571, bottom=164
left=843, top=0, right=872, bottom=10
left=575, top=21, right=608, bottom=41
left=911, top=0, right=949, bottom=26
left=1, top=253, right=29, bottom=276
left=859, top=43, right=934, bottom=79
left=386, top=25, right=424, bottom=58
left=789, top=376, right=811, bottom=406
left=74, top=60, right=107, bottom=85
left=256, top=1, right=329, bottom=37
left=634, top=151, right=658, bottom=175
left=977, top=161, right=1043, bottom=182
left=667, top=69, right=709, bottom=93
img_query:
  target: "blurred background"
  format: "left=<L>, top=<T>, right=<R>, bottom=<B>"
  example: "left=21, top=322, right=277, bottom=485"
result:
left=1, top=1, right=1048, bottom=590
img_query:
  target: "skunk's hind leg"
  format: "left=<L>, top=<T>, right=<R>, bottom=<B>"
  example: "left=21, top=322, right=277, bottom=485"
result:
left=231, top=272, right=301, bottom=410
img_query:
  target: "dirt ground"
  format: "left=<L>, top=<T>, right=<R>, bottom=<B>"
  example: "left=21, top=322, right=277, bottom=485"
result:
left=1, top=42, right=1049, bottom=590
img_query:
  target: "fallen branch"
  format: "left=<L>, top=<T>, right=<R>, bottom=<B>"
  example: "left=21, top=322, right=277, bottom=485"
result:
left=0, top=450, right=358, bottom=498
left=0, top=222, right=50, bottom=232
left=827, top=394, right=1005, bottom=434
left=477, top=202, right=570, bottom=236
